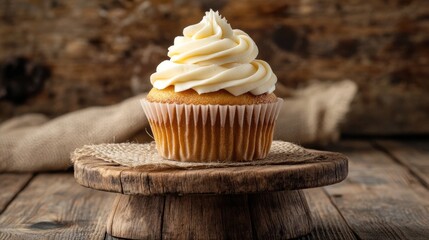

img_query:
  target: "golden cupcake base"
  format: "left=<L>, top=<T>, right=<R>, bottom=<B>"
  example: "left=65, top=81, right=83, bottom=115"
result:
left=141, top=98, right=284, bottom=162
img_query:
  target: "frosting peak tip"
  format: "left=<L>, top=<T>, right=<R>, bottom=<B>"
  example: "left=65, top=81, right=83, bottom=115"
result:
left=204, top=9, right=227, bottom=22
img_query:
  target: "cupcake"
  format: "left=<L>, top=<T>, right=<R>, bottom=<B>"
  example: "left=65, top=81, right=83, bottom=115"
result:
left=141, top=10, right=283, bottom=162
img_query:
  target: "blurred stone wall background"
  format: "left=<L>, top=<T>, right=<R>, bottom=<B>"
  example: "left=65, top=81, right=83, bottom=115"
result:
left=0, top=0, right=428, bottom=135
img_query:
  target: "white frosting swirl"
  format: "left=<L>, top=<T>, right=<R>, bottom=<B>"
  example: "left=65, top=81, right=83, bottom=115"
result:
left=150, top=10, right=277, bottom=96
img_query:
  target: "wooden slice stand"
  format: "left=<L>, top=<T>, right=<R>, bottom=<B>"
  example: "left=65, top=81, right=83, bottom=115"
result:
left=74, top=147, right=348, bottom=240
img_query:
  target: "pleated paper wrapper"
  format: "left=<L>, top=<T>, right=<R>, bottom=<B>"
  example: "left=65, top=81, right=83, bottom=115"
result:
left=140, top=98, right=284, bottom=162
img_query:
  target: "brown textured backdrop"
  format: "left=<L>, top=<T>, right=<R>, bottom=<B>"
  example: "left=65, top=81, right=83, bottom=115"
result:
left=0, top=0, right=428, bottom=135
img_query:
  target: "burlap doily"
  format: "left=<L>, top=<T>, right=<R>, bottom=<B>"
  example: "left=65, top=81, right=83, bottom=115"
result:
left=71, top=141, right=316, bottom=169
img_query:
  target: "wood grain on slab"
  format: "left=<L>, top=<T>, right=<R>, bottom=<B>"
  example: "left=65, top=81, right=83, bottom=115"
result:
left=0, top=173, right=33, bottom=213
left=74, top=151, right=348, bottom=195
left=324, top=141, right=429, bottom=240
left=249, top=190, right=312, bottom=239
left=74, top=157, right=128, bottom=193
left=107, top=195, right=164, bottom=239
left=375, top=140, right=429, bottom=188
left=105, top=191, right=314, bottom=240
left=162, top=194, right=254, bottom=240
left=0, top=173, right=115, bottom=240
left=74, top=146, right=348, bottom=239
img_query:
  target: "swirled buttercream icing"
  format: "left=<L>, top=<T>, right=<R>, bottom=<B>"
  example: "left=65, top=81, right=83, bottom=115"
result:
left=150, top=10, right=277, bottom=96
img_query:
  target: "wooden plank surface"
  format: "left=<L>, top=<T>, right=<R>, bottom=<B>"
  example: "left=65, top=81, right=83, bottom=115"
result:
left=375, top=140, right=429, bottom=188
left=299, top=188, right=357, bottom=240
left=2, top=139, right=429, bottom=240
left=323, top=141, right=429, bottom=240
left=0, top=173, right=116, bottom=240
left=0, top=173, right=33, bottom=213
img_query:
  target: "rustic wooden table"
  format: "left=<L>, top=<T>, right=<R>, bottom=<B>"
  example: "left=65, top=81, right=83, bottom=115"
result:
left=0, top=140, right=428, bottom=239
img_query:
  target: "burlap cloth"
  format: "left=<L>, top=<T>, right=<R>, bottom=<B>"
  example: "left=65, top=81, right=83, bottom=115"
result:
left=71, top=141, right=315, bottom=169
left=0, top=80, right=357, bottom=172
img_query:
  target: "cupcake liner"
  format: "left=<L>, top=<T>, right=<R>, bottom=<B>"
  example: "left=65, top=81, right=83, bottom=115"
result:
left=140, top=98, right=284, bottom=162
